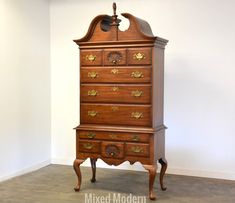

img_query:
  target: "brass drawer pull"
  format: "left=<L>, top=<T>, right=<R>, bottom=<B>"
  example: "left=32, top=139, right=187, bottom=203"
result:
left=86, top=132, right=96, bottom=139
left=131, top=146, right=143, bottom=153
left=109, top=134, right=118, bottom=139
left=111, top=68, right=119, bottom=74
left=131, top=112, right=143, bottom=119
left=86, top=54, right=96, bottom=62
left=88, top=72, right=98, bottom=78
left=110, top=152, right=115, bottom=156
left=88, top=111, right=98, bottom=117
left=83, top=143, right=93, bottom=149
left=131, top=90, right=143, bottom=97
left=132, top=134, right=139, bottom=141
left=133, top=53, right=145, bottom=61
left=88, top=90, right=98, bottom=96
left=131, top=71, right=144, bottom=78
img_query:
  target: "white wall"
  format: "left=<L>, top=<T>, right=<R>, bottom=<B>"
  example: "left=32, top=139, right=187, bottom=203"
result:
left=0, top=0, right=51, bottom=181
left=50, top=0, right=235, bottom=180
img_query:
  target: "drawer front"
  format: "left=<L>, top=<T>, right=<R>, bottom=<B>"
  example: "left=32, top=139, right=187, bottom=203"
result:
left=81, top=84, right=151, bottom=104
left=127, top=48, right=151, bottom=65
left=80, top=67, right=151, bottom=83
left=81, top=104, right=151, bottom=126
left=78, top=131, right=150, bottom=143
left=78, top=140, right=100, bottom=153
left=101, top=141, right=124, bottom=159
left=80, top=50, right=102, bottom=66
left=125, top=143, right=149, bottom=157
left=103, top=49, right=126, bottom=66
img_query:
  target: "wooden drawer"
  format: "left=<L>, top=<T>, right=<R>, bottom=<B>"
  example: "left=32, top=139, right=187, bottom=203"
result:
left=78, top=140, right=100, bottom=153
left=81, top=104, right=151, bottom=126
left=125, top=143, right=149, bottom=157
left=80, top=67, right=151, bottom=83
left=78, top=130, right=150, bottom=143
left=127, top=48, right=151, bottom=65
left=103, top=49, right=126, bottom=66
left=81, top=84, right=151, bottom=104
left=80, top=49, right=102, bottom=66
left=101, top=141, right=124, bottom=159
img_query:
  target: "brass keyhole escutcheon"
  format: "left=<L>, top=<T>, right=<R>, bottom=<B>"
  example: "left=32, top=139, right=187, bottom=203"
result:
left=111, top=106, right=119, bottom=111
left=111, top=68, right=119, bottom=74
left=112, top=87, right=119, bottom=91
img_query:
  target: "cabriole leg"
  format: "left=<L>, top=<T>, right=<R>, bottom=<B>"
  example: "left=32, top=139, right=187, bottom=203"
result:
left=159, top=158, right=167, bottom=191
left=143, top=164, right=157, bottom=200
left=73, top=159, right=84, bottom=191
left=90, top=158, right=97, bottom=183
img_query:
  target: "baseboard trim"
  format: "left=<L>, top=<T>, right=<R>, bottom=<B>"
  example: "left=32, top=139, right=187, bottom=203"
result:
left=167, top=167, right=235, bottom=181
left=51, top=157, right=235, bottom=181
left=0, top=159, right=51, bottom=182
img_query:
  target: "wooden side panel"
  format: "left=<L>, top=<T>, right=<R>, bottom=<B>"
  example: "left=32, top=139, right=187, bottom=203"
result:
left=152, top=47, right=165, bottom=127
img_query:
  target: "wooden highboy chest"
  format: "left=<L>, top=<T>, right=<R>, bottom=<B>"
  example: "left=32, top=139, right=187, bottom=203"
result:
left=73, top=3, right=168, bottom=200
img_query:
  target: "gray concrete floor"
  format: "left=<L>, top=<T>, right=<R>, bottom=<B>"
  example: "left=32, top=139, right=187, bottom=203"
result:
left=0, top=164, right=235, bottom=203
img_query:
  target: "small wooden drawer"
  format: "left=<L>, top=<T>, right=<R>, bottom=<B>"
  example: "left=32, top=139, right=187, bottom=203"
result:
left=81, top=84, right=151, bottom=104
left=125, top=143, right=149, bottom=157
left=78, top=131, right=150, bottom=143
left=103, top=49, right=126, bottom=66
left=127, top=48, right=151, bottom=65
left=81, top=104, right=151, bottom=126
left=80, top=50, right=102, bottom=66
left=101, top=141, right=124, bottom=159
left=78, top=140, right=100, bottom=153
left=80, top=67, right=151, bottom=83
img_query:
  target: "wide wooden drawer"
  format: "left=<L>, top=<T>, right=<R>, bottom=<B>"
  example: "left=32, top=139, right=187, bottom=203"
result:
left=103, top=49, right=126, bottom=66
left=78, top=140, right=100, bottom=153
left=80, top=49, right=102, bottom=66
left=101, top=141, right=124, bottom=159
left=81, top=84, right=151, bottom=104
left=78, top=130, right=150, bottom=143
left=81, top=104, right=151, bottom=126
left=125, top=143, right=149, bottom=157
left=127, top=48, right=151, bottom=65
left=80, top=67, right=151, bottom=83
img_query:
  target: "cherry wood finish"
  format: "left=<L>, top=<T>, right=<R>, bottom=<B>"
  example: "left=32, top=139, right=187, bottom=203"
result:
left=81, top=84, right=151, bottom=104
left=80, top=66, right=151, bottom=84
left=73, top=3, right=168, bottom=200
left=80, top=103, right=151, bottom=126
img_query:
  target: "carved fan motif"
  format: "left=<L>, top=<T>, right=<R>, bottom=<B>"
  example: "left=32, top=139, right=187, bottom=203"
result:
left=107, top=51, right=122, bottom=64
left=105, top=144, right=120, bottom=157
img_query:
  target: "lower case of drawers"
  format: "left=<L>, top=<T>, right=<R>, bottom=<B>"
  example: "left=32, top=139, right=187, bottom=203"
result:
left=77, top=139, right=151, bottom=165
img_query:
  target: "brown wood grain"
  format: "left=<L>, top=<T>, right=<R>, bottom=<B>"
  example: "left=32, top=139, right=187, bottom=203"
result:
left=78, top=130, right=150, bottom=143
left=80, top=84, right=151, bottom=104
left=81, top=103, right=152, bottom=126
left=80, top=66, right=151, bottom=83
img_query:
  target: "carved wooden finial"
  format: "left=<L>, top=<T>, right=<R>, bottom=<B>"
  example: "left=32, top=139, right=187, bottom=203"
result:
left=111, top=2, right=119, bottom=27
left=113, top=2, right=117, bottom=16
